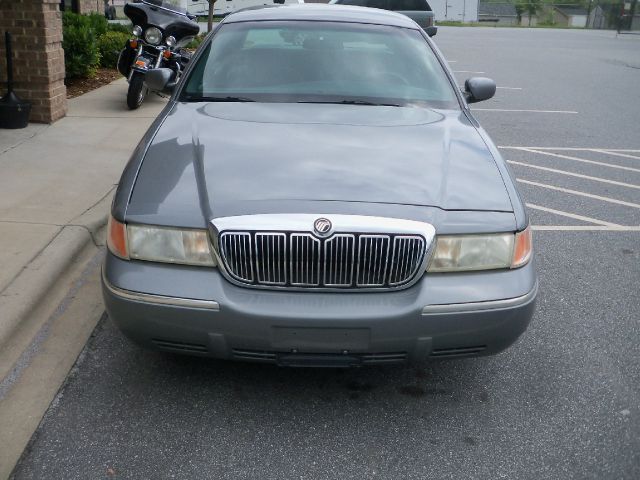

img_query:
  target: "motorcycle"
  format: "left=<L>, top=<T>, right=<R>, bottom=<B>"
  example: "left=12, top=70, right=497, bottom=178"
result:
left=118, top=0, right=199, bottom=109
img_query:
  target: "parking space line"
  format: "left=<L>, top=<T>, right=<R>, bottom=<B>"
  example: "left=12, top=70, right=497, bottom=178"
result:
left=517, top=179, right=640, bottom=210
left=453, top=70, right=486, bottom=74
left=526, top=203, right=622, bottom=227
left=532, top=225, right=640, bottom=231
left=474, top=109, right=578, bottom=114
left=508, top=160, right=640, bottom=190
left=499, top=147, right=640, bottom=152
left=511, top=147, right=640, bottom=173
left=592, top=149, right=640, bottom=160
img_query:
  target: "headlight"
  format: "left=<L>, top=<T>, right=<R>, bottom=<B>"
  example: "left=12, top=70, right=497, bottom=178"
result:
left=427, top=227, right=532, bottom=272
left=144, top=27, right=162, bottom=45
left=132, top=25, right=143, bottom=37
left=107, top=216, right=216, bottom=267
left=165, top=35, right=176, bottom=47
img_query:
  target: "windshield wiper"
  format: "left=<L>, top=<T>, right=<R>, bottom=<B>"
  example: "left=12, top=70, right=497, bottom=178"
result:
left=182, top=95, right=256, bottom=103
left=298, top=99, right=401, bottom=107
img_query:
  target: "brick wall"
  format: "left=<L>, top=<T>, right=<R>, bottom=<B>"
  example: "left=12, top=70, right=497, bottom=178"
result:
left=0, top=0, right=67, bottom=123
left=77, top=0, right=102, bottom=14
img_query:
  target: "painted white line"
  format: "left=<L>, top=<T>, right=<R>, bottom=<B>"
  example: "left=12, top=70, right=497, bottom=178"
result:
left=499, top=147, right=640, bottom=153
left=507, top=160, right=640, bottom=190
left=515, top=147, right=640, bottom=173
left=526, top=203, right=622, bottom=227
left=532, top=225, right=640, bottom=232
left=473, top=108, right=578, bottom=114
left=592, top=149, right=640, bottom=160
left=517, top=179, right=640, bottom=210
left=448, top=60, right=458, bottom=63
left=453, top=70, right=486, bottom=74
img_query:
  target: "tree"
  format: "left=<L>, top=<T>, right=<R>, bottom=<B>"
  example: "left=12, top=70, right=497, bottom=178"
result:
left=516, top=0, right=542, bottom=26
left=207, top=0, right=217, bottom=33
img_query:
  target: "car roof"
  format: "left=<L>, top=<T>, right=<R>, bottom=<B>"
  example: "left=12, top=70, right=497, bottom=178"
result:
left=223, top=4, right=420, bottom=29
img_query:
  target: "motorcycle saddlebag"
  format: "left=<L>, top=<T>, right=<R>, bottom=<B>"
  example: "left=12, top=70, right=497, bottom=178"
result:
left=117, top=43, right=136, bottom=77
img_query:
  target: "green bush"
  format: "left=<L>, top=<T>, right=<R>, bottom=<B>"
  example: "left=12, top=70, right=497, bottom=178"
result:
left=185, top=33, right=206, bottom=50
left=86, top=13, right=109, bottom=36
left=107, top=22, right=133, bottom=35
left=63, top=25, right=100, bottom=78
left=62, top=11, right=102, bottom=78
left=97, top=31, right=131, bottom=68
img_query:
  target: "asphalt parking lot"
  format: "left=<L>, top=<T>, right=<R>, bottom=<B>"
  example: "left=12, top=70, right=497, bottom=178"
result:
left=11, top=27, right=640, bottom=479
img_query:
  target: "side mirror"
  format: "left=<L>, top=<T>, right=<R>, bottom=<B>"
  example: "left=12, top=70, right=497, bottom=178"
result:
left=145, top=68, right=176, bottom=94
left=464, top=77, right=496, bottom=104
left=425, top=26, right=437, bottom=37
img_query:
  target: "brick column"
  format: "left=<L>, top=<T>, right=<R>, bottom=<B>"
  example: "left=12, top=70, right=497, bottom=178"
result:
left=0, top=0, right=67, bottom=123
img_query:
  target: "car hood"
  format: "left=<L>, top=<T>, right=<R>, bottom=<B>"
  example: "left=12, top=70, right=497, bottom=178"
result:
left=126, top=102, right=513, bottom=228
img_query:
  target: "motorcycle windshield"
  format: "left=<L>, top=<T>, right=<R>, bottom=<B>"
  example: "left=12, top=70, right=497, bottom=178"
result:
left=139, top=0, right=188, bottom=14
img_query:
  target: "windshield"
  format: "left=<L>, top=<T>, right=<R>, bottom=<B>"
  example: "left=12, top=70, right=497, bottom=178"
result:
left=139, top=0, right=188, bottom=14
left=181, top=22, right=459, bottom=109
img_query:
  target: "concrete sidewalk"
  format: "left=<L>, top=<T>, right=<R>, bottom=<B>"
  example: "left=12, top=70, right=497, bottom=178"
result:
left=0, top=78, right=166, bottom=369
left=0, top=79, right=167, bottom=477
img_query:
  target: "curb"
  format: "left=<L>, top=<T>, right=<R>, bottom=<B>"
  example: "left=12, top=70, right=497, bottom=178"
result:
left=0, top=191, right=112, bottom=354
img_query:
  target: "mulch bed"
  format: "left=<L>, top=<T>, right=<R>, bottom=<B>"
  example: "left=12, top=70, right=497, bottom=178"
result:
left=65, top=68, right=122, bottom=99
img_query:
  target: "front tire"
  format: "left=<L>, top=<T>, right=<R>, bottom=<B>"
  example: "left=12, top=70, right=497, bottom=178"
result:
left=127, top=72, right=147, bottom=110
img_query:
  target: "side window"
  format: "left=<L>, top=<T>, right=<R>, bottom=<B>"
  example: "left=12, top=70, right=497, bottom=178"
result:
left=389, top=0, right=429, bottom=11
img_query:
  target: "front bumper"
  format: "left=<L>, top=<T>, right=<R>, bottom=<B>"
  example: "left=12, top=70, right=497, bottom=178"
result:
left=102, top=253, right=537, bottom=366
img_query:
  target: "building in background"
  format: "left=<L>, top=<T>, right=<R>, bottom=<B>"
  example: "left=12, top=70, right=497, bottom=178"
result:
left=477, top=1, right=517, bottom=25
left=429, top=0, right=478, bottom=22
left=549, top=5, right=588, bottom=27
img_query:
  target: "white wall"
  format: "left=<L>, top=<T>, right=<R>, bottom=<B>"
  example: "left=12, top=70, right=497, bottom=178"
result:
left=429, top=0, right=478, bottom=22
left=569, top=14, right=587, bottom=28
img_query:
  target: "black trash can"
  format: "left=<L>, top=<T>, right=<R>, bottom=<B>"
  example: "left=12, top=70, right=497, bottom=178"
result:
left=0, top=31, right=32, bottom=129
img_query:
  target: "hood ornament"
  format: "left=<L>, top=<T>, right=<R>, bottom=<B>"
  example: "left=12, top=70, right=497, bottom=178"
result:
left=313, top=218, right=332, bottom=237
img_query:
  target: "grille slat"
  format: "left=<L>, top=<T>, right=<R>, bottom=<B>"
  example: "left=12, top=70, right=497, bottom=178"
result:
left=290, top=233, right=320, bottom=286
left=219, top=231, right=426, bottom=290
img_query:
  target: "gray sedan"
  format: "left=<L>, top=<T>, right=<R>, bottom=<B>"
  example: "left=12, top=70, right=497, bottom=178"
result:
left=102, top=4, right=537, bottom=367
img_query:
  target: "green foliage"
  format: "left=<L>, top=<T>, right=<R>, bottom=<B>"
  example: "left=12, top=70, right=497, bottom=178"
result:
left=107, top=22, right=134, bottom=35
left=62, top=13, right=100, bottom=78
left=97, top=31, right=131, bottom=68
left=85, top=13, right=109, bottom=36
left=62, top=12, right=128, bottom=78
left=185, top=34, right=207, bottom=50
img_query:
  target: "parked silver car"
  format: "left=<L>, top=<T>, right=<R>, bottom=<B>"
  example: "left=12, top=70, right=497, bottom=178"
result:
left=102, top=4, right=537, bottom=366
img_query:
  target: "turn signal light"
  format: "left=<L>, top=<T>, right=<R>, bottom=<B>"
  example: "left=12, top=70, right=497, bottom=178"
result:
left=107, top=215, right=129, bottom=260
left=512, top=226, right=532, bottom=268
left=163, top=50, right=172, bottom=59
left=129, top=39, right=138, bottom=49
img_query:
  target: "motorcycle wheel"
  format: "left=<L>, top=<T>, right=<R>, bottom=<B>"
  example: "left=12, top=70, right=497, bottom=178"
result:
left=127, top=72, right=147, bottom=110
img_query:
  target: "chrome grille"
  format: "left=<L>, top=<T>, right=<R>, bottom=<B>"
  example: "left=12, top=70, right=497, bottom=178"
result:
left=356, top=235, right=390, bottom=287
left=218, top=231, right=427, bottom=290
left=324, top=234, right=355, bottom=287
left=290, top=234, right=321, bottom=286
left=388, top=236, right=426, bottom=286
left=255, top=232, right=287, bottom=285
left=219, top=232, right=253, bottom=283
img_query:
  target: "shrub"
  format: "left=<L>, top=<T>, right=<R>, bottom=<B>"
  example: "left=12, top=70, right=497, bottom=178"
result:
left=62, top=11, right=103, bottom=78
left=98, top=31, right=131, bottom=68
left=185, top=33, right=206, bottom=50
left=63, top=24, right=100, bottom=78
left=107, top=22, right=133, bottom=35
left=86, top=13, right=109, bottom=37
